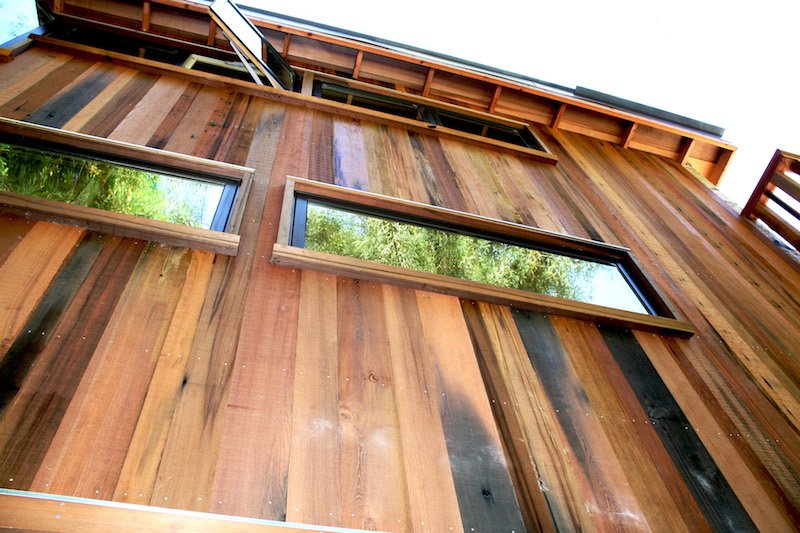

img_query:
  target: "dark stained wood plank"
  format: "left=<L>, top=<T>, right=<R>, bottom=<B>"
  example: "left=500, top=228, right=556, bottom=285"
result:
left=511, top=309, right=651, bottom=531
left=599, top=325, right=757, bottom=532
left=145, top=82, right=202, bottom=149
left=0, top=233, right=105, bottom=416
left=416, top=291, right=526, bottom=532
left=0, top=57, right=94, bottom=120
left=0, top=235, right=143, bottom=490
left=190, top=89, right=239, bottom=159
left=24, top=64, right=117, bottom=128
left=382, top=284, right=463, bottom=531
left=112, top=250, right=214, bottom=504
left=0, top=222, right=84, bottom=360
left=79, top=71, right=160, bottom=138
left=407, top=133, right=467, bottom=212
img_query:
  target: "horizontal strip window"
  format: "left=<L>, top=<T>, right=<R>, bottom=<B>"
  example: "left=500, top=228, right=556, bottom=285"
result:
left=314, top=81, right=545, bottom=152
left=273, top=178, right=694, bottom=337
left=0, top=118, right=253, bottom=255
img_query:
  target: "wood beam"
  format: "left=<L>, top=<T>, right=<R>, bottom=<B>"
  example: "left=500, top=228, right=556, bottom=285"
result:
left=282, top=34, right=291, bottom=59
left=708, top=148, right=735, bottom=186
left=54, top=0, right=64, bottom=12
left=207, top=19, right=217, bottom=46
left=488, top=85, right=502, bottom=114
left=551, top=103, right=566, bottom=129
left=678, top=137, right=695, bottom=165
left=622, top=122, right=638, bottom=149
left=422, top=67, right=435, bottom=97
left=141, top=0, right=151, bottom=32
left=352, top=50, right=364, bottom=79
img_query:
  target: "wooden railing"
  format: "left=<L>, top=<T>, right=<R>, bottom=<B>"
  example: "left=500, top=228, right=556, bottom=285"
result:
left=742, top=150, right=800, bottom=249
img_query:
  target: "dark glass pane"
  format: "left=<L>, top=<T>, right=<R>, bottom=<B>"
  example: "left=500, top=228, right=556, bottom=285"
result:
left=303, top=201, right=649, bottom=314
left=52, top=27, right=190, bottom=64
left=0, top=143, right=226, bottom=229
left=435, top=111, right=486, bottom=135
left=319, top=84, right=422, bottom=120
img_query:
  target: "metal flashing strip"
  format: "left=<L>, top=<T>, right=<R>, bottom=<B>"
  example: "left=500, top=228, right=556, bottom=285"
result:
left=0, top=489, right=386, bottom=533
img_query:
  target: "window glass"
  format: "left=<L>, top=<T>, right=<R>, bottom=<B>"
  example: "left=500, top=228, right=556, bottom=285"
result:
left=297, top=200, right=649, bottom=314
left=0, top=143, right=231, bottom=230
left=0, top=0, right=38, bottom=45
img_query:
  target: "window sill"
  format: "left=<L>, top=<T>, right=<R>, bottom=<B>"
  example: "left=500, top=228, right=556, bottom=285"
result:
left=272, top=177, right=694, bottom=337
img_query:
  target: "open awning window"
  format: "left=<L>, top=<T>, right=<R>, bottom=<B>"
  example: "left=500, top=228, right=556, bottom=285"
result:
left=208, top=0, right=297, bottom=90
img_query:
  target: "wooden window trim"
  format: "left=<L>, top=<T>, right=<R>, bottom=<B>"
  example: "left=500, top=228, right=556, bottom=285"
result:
left=0, top=118, right=254, bottom=256
left=272, top=177, right=694, bottom=337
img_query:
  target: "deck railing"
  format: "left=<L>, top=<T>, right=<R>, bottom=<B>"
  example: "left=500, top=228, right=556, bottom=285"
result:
left=741, top=149, right=800, bottom=249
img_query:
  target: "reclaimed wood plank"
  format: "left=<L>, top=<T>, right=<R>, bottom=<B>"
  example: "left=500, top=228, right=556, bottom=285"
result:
left=146, top=82, right=203, bottom=149
left=208, top=104, right=306, bottom=521
left=285, top=270, right=341, bottom=526
left=0, top=233, right=105, bottom=416
left=459, top=301, right=572, bottom=531
left=80, top=71, right=160, bottom=138
left=113, top=250, right=214, bottom=504
left=335, top=278, right=409, bottom=530
left=30, top=244, right=193, bottom=499
left=0, top=49, right=66, bottom=99
left=599, top=325, right=756, bottom=531
left=551, top=316, right=702, bottom=532
left=0, top=56, right=92, bottom=119
left=512, top=309, right=650, bottom=531
left=0, top=235, right=143, bottom=490
left=416, top=291, right=526, bottom=532
left=382, top=284, right=463, bottom=531
left=332, top=117, right=370, bottom=191
left=0, top=222, right=84, bottom=360
left=0, top=214, right=32, bottom=266
left=635, top=331, right=799, bottom=531
left=24, top=63, right=117, bottom=128
left=62, top=68, right=138, bottom=133
left=104, top=75, right=188, bottom=143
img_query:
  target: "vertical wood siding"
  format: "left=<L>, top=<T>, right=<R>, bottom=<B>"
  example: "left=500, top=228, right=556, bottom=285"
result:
left=0, top=47, right=797, bottom=531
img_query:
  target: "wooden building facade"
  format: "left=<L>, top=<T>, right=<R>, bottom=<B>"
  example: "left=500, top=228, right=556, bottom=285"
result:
left=0, top=1, right=798, bottom=531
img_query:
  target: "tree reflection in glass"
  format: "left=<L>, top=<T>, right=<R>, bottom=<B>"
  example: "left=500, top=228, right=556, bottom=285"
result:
left=304, top=201, right=649, bottom=314
left=0, top=143, right=224, bottom=229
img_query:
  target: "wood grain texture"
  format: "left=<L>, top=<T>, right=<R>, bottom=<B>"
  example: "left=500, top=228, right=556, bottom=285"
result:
left=0, top=235, right=143, bottom=490
left=0, top=43, right=798, bottom=531
left=416, top=291, right=525, bottom=532
left=0, top=222, right=84, bottom=359
left=382, top=284, right=463, bottom=531
left=30, top=244, right=192, bottom=499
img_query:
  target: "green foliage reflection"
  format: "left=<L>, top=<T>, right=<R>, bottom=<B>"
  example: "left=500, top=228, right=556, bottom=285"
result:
left=0, top=143, right=222, bottom=228
left=305, top=203, right=601, bottom=301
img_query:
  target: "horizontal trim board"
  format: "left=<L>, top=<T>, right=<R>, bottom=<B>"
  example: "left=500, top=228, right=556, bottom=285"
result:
left=0, top=192, right=240, bottom=255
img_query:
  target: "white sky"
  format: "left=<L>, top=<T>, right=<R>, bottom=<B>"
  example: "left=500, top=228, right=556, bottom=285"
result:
left=246, top=0, right=800, bottom=208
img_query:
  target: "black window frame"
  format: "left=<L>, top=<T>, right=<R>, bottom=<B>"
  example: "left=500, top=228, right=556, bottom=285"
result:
left=273, top=177, right=694, bottom=337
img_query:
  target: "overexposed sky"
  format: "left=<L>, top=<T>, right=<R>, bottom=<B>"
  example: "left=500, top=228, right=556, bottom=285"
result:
left=245, top=0, right=800, bottom=208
